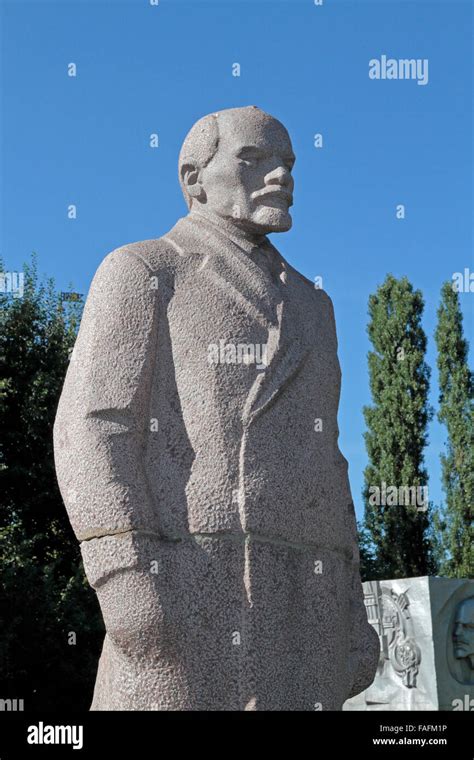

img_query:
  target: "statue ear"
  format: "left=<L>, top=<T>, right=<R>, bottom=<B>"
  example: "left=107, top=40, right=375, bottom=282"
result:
left=181, top=162, right=206, bottom=203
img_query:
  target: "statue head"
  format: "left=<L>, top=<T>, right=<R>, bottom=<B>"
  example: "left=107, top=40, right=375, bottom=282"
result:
left=453, top=597, right=474, bottom=668
left=179, top=106, right=295, bottom=235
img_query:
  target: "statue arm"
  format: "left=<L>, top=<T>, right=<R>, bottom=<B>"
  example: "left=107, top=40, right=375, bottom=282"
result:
left=323, top=292, right=380, bottom=698
left=53, top=247, right=160, bottom=590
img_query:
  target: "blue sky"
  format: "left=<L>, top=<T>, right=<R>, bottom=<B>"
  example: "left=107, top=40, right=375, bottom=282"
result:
left=1, top=0, right=472, bottom=520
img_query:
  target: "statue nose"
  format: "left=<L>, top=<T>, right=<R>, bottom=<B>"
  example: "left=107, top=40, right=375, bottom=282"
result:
left=266, top=165, right=291, bottom=186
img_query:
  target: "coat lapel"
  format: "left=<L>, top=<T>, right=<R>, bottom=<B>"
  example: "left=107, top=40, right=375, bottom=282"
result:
left=164, top=215, right=282, bottom=328
left=242, top=267, right=312, bottom=426
left=163, top=215, right=314, bottom=425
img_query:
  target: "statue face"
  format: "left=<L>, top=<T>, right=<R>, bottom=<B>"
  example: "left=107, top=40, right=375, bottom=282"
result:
left=453, top=598, right=474, bottom=664
left=198, top=111, right=295, bottom=234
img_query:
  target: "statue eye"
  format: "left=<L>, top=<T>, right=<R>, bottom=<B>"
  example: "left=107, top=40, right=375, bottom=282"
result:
left=237, top=153, right=259, bottom=166
left=236, top=149, right=261, bottom=165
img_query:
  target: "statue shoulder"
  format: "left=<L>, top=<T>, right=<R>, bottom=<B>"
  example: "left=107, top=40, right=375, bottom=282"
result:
left=284, top=260, right=335, bottom=316
left=89, top=235, right=184, bottom=302
left=81, top=236, right=181, bottom=314
left=105, top=234, right=183, bottom=275
left=313, top=286, right=335, bottom=318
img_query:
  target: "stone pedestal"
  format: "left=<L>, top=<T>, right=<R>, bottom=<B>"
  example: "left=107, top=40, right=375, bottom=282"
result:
left=343, top=576, right=474, bottom=711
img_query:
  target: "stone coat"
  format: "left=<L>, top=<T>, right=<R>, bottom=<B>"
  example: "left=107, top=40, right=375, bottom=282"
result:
left=54, top=213, right=379, bottom=710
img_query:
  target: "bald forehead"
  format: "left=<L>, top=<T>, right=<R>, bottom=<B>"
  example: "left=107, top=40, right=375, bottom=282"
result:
left=216, top=110, right=294, bottom=157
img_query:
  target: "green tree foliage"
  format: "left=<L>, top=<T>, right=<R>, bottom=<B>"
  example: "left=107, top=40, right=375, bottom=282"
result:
left=362, top=275, right=435, bottom=579
left=434, top=282, right=473, bottom=578
left=0, top=256, right=103, bottom=710
left=357, top=521, right=378, bottom=583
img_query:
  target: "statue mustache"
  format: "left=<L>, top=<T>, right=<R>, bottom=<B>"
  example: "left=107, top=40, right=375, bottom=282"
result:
left=251, top=186, right=293, bottom=205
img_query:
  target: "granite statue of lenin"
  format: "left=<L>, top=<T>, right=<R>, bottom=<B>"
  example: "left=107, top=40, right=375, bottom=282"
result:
left=54, top=106, right=379, bottom=710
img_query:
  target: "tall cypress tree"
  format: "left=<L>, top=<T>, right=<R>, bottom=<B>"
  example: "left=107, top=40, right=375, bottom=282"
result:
left=362, top=274, right=434, bottom=579
left=434, top=282, right=473, bottom=577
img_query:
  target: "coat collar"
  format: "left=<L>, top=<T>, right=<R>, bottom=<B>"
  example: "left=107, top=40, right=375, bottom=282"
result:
left=163, top=214, right=287, bottom=327
left=189, top=212, right=268, bottom=255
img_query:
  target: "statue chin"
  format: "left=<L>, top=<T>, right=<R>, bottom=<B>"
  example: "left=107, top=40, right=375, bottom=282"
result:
left=251, top=206, right=292, bottom=233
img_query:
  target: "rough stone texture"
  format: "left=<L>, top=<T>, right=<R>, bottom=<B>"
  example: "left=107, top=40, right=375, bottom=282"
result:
left=343, top=576, right=474, bottom=711
left=54, top=106, right=379, bottom=710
